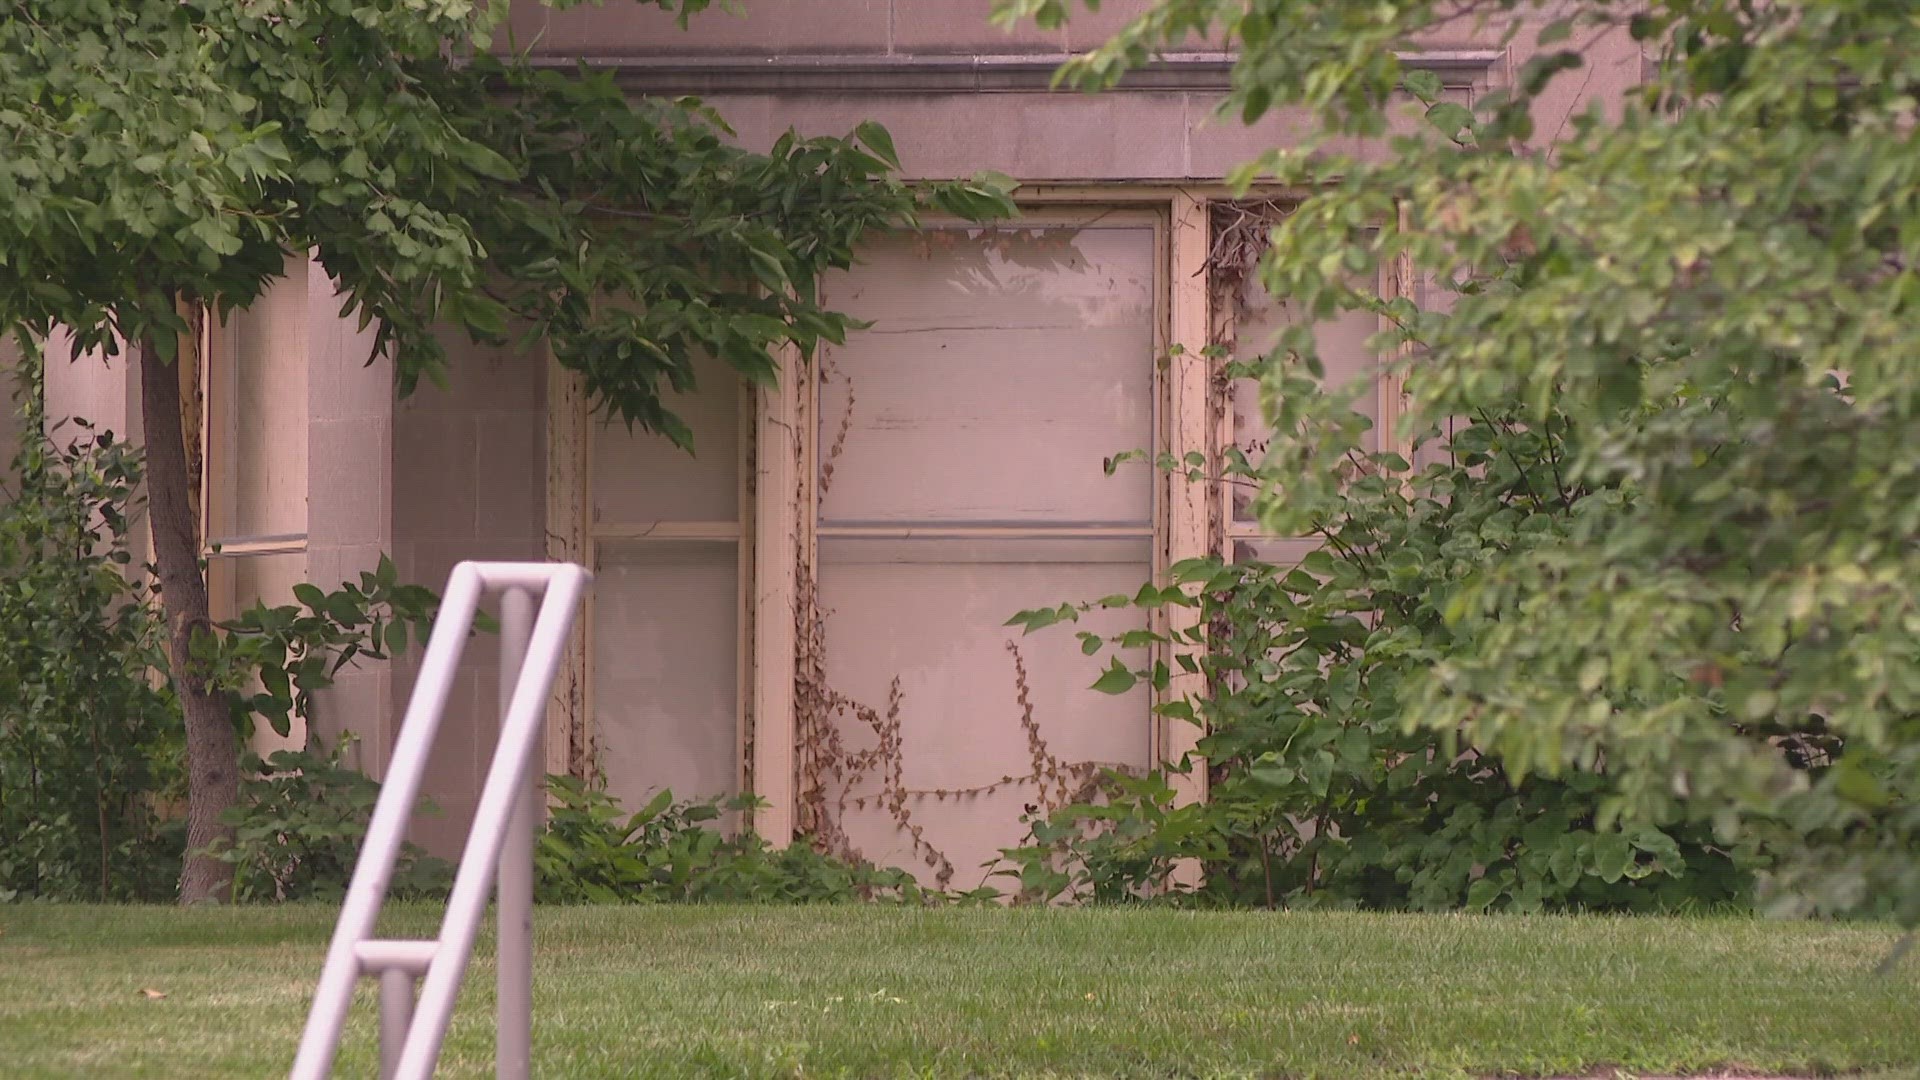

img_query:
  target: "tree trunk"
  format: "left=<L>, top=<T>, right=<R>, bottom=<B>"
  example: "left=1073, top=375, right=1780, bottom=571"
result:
left=139, top=333, right=238, bottom=904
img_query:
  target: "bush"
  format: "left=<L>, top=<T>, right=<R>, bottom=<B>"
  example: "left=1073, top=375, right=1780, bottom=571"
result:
left=214, top=736, right=451, bottom=902
left=0, top=360, right=184, bottom=902
left=998, top=0, right=1920, bottom=926
left=191, top=556, right=443, bottom=901
left=1006, top=407, right=1758, bottom=912
left=537, top=777, right=927, bottom=904
left=217, top=766, right=936, bottom=905
left=0, top=341, right=447, bottom=902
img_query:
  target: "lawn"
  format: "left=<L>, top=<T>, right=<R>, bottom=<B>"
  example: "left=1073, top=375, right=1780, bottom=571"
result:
left=0, top=905, right=1915, bottom=1079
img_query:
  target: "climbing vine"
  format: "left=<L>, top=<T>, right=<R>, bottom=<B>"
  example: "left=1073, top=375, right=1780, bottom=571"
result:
left=790, top=316, right=1123, bottom=897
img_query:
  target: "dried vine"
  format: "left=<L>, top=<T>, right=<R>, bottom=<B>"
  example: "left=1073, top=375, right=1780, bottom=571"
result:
left=790, top=347, right=1125, bottom=895
left=1209, top=200, right=1293, bottom=532
left=1207, top=199, right=1293, bottom=339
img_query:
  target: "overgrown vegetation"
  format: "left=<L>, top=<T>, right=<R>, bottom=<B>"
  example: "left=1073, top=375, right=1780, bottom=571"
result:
left=995, top=0, right=1920, bottom=922
left=215, top=738, right=450, bottom=903
left=537, top=779, right=930, bottom=904
left=0, top=348, right=918, bottom=906
left=218, top=767, right=935, bottom=907
left=0, top=355, right=183, bottom=902
left=1009, top=413, right=1755, bottom=912
left=0, top=347, right=447, bottom=903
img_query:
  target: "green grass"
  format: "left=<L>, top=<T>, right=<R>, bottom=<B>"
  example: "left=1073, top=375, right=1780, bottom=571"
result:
left=1, top=906, right=1916, bottom=1078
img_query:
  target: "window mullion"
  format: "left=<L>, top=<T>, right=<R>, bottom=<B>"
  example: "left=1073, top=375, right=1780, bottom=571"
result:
left=545, top=351, right=590, bottom=783
left=816, top=524, right=1153, bottom=539
left=588, top=521, right=743, bottom=540
left=1164, top=191, right=1212, bottom=833
left=750, top=344, right=804, bottom=845
left=1378, top=198, right=1415, bottom=464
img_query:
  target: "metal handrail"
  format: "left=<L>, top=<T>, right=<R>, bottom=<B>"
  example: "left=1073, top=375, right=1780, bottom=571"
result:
left=292, top=561, right=590, bottom=1080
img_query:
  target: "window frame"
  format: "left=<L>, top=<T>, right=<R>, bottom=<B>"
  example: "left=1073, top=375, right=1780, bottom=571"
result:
left=1216, top=204, right=1412, bottom=561
left=576, top=364, right=757, bottom=805
left=547, top=186, right=1407, bottom=845
left=195, top=264, right=314, bottom=757
left=197, top=278, right=311, bottom=624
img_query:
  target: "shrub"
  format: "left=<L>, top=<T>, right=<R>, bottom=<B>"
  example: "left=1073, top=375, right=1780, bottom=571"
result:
left=203, top=556, right=439, bottom=747
left=1007, top=407, right=1758, bottom=912
left=214, top=736, right=451, bottom=902
left=0, top=358, right=184, bottom=902
left=537, top=777, right=927, bottom=904
left=193, top=557, right=444, bottom=901
left=996, top=0, right=1920, bottom=926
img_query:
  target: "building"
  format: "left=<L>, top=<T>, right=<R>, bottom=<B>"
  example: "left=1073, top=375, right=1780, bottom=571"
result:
left=26, top=0, right=1639, bottom=884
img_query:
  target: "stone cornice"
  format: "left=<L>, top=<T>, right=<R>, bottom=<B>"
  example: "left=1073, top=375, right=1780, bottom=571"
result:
left=521, top=49, right=1504, bottom=94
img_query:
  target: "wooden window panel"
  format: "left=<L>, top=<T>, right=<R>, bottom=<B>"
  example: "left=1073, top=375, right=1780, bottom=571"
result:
left=590, top=359, right=741, bottom=527
left=1219, top=216, right=1406, bottom=555
left=819, top=536, right=1151, bottom=888
left=205, top=256, right=310, bottom=550
left=1227, top=268, right=1390, bottom=530
left=584, top=359, right=748, bottom=810
left=202, top=258, right=312, bottom=752
left=591, top=538, right=741, bottom=812
left=811, top=214, right=1161, bottom=886
left=1229, top=536, right=1322, bottom=567
left=817, top=226, right=1157, bottom=528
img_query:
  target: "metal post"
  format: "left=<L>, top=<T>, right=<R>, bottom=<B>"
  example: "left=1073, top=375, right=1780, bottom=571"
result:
left=291, top=564, right=487, bottom=1080
left=379, top=969, right=416, bottom=1080
left=295, top=563, right=588, bottom=1080
left=396, top=569, right=585, bottom=1080
left=496, top=587, right=535, bottom=1080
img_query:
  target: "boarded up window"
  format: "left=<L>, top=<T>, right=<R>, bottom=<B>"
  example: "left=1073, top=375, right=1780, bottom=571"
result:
left=589, top=360, right=743, bottom=813
left=207, top=257, right=309, bottom=547
left=204, top=258, right=313, bottom=753
left=814, top=224, right=1157, bottom=886
left=1228, top=268, right=1383, bottom=533
left=593, top=538, right=739, bottom=808
left=590, top=369, right=740, bottom=524
left=819, top=227, right=1154, bottom=525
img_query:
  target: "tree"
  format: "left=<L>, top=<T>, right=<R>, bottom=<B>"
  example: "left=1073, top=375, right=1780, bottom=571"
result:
left=1, top=0, right=1012, bottom=903
left=997, top=0, right=1920, bottom=922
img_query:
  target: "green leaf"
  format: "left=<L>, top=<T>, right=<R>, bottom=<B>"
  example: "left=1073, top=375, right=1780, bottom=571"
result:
left=1548, top=839, right=1584, bottom=888
left=1424, top=102, right=1475, bottom=139
left=747, top=247, right=793, bottom=293
left=1591, top=833, right=1633, bottom=884
left=1090, top=657, right=1137, bottom=695
left=630, top=788, right=675, bottom=829
left=854, top=121, right=901, bottom=170
left=1401, top=68, right=1442, bottom=102
left=187, top=217, right=243, bottom=256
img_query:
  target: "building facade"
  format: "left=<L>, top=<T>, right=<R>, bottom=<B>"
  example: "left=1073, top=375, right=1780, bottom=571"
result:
left=34, top=0, right=1639, bottom=879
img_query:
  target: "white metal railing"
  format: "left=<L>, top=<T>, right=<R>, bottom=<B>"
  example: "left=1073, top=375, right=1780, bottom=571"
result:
left=292, top=561, right=590, bottom=1080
